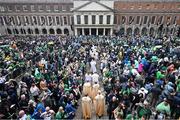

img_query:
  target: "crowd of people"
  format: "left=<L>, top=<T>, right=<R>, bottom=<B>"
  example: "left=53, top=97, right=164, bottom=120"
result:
left=0, top=35, right=179, bottom=120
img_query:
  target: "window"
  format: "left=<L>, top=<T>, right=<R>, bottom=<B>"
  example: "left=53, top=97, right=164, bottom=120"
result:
left=77, top=15, right=81, bottom=24
left=38, top=5, right=43, bottom=11
left=7, top=5, right=13, bottom=11
left=62, top=5, right=66, bottom=11
left=23, top=5, right=28, bottom=11
left=0, top=6, right=5, bottom=12
left=136, top=16, right=140, bottom=24
left=54, top=5, right=58, bottom=11
left=107, top=15, right=111, bottom=24
left=144, top=16, right=148, bottom=24
left=64, top=16, right=67, bottom=25
left=167, top=16, right=171, bottom=24
left=173, top=16, right=177, bottom=24
left=146, top=4, right=150, bottom=9
left=46, top=5, right=50, bottom=11
left=15, top=5, right=21, bottom=11
left=71, top=16, right=74, bottom=25
left=32, top=16, right=37, bottom=25
left=154, top=4, right=158, bottom=9
left=130, top=6, right=134, bottom=10
left=99, top=15, right=103, bottom=24
left=178, top=5, right=180, bottom=9
left=84, top=15, right=88, bottom=24
left=56, top=16, right=60, bottom=25
left=122, top=16, right=126, bottom=24
left=158, top=16, right=163, bottom=24
left=31, top=5, right=35, bottom=11
left=129, top=16, right=134, bottom=24
left=138, top=6, right=142, bottom=9
left=66, top=5, right=70, bottom=11
left=114, top=15, right=117, bottom=24
left=92, top=15, right=96, bottom=24
left=151, top=16, right=155, bottom=24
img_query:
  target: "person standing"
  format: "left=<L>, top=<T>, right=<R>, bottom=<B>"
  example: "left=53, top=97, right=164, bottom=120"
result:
left=94, top=90, right=105, bottom=118
left=91, top=72, right=99, bottom=85
left=82, top=94, right=92, bottom=119
left=90, top=59, right=97, bottom=73
left=83, top=81, right=91, bottom=96
left=91, top=82, right=100, bottom=99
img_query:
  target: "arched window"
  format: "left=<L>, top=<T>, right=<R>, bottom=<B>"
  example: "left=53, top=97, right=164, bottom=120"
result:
left=56, top=28, right=62, bottom=34
left=7, top=28, right=12, bottom=34
left=126, top=28, right=132, bottom=36
left=64, top=28, right=69, bottom=35
left=42, top=28, right=47, bottom=34
left=49, top=28, right=55, bottom=34
left=35, top=28, right=39, bottom=34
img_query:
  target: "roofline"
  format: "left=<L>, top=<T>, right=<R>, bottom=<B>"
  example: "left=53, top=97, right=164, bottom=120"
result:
left=72, top=1, right=114, bottom=12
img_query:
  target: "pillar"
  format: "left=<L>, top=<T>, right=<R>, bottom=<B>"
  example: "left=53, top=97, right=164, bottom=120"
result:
left=81, top=15, right=84, bottom=24
left=89, top=28, right=91, bottom=35
left=82, top=28, right=84, bottom=35
left=110, top=28, right=113, bottom=35
left=96, top=15, right=99, bottom=24
left=103, top=28, right=105, bottom=35
left=96, top=28, right=98, bottom=35
left=75, top=28, right=77, bottom=36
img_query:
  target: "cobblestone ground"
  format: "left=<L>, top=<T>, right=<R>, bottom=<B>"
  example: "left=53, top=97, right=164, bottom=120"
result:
left=74, top=60, right=109, bottom=119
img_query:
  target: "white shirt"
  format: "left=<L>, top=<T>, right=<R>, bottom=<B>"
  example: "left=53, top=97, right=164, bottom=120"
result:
left=30, top=86, right=40, bottom=96
left=91, top=73, right=99, bottom=84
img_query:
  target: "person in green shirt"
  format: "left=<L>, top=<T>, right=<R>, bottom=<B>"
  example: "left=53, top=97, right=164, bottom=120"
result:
left=137, top=101, right=152, bottom=119
left=55, top=106, right=65, bottom=119
left=156, top=98, right=171, bottom=116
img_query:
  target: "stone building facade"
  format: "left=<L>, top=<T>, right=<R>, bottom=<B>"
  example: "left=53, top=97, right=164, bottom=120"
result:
left=0, top=0, right=180, bottom=37
left=0, top=0, right=74, bottom=35
left=73, top=1, right=114, bottom=36
left=114, top=0, right=180, bottom=37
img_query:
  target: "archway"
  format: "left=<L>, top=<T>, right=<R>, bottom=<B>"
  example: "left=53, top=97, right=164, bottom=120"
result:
left=165, top=27, right=169, bottom=35
left=134, top=27, right=140, bottom=35
left=49, top=28, right=55, bottom=34
left=20, top=28, right=26, bottom=34
left=42, top=28, right=47, bottom=34
left=35, top=28, right=39, bottom=34
left=28, top=28, right=33, bottom=34
left=149, top=28, right=155, bottom=37
left=142, top=27, right=147, bottom=36
left=7, top=28, right=12, bottom=34
left=119, top=28, right=125, bottom=36
left=56, top=28, right=62, bottom=34
left=64, top=28, right=69, bottom=35
left=14, top=28, right=19, bottom=34
left=126, top=28, right=132, bottom=36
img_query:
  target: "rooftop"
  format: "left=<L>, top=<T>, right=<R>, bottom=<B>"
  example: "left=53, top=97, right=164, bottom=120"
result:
left=0, top=0, right=179, bottom=3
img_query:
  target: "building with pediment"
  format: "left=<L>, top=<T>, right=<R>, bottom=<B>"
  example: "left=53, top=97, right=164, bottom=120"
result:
left=72, top=0, right=114, bottom=35
left=0, top=0, right=179, bottom=37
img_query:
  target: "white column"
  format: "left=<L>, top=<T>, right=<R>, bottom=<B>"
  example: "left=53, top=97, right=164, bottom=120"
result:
left=103, top=15, right=106, bottom=25
left=88, top=15, right=91, bottom=25
left=110, top=28, right=113, bottom=35
left=82, top=28, right=84, bottom=35
left=81, top=15, right=84, bottom=25
left=74, top=15, right=77, bottom=25
left=96, top=28, right=98, bottom=35
left=75, top=28, right=77, bottom=36
left=89, top=28, right=91, bottom=35
left=103, top=28, right=105, bottom=35
left=61, top=16, right=64, bottom=26
left=96, top=15, right=99, bottom=24
left=111, top=15, right=114, bottom=25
